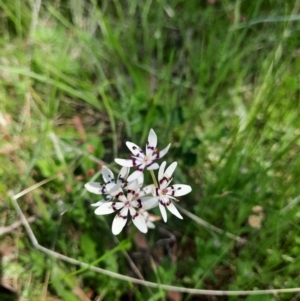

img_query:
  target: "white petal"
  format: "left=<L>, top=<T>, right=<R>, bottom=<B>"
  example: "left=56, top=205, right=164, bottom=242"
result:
left=131, top=199, right=142, bottom=209
left=90, top=200, right=104, bottom=207
left=158, top=161, right=167, bottom=182
left=166, top=201, right=183, bottom=219
left=94, top=202, right=124, bottom=215
left=168, top=184, right=192, bottom=197
left=148, top=213, right=161, bottom=222
left=112, top=207, right=129, bottom=235
left=116, top=193, right=127, bottom=203
left=127, top=170, right=144, bottom=182
left=84, top=182, right=106, bottom=195
left=126, top=141, right=145, bottom=157
left=136, top=172, right=144, bottom=187
left=159, top=161, right=177, bottom=189
left=164, top=179, right=174, bottom=189
left=159, top=202, right=167, bottom=222
left=101, top=166, right=115, bottom=183
left=164, top=161, right=177, bottom=178
left=105, top=182, right=120, bottom=194
left=126, top=179, right=139, bottom=190
left=146, top=162, right=159, bottom=170
left=117, top=167, right=130, bottom=184
left=138, top=184, right=155, bottom=197
left=129, top=207, right=148, bottom=233
left=152, top=143, right=171, bottom=160
left=126, top=180, right=140, bottom=201
left=115, top=158, right=135, bottom=167
left=146, top=221, right=156, bottom=229
left=141, top=196, right=159, bottom=210
left=107, top=185, right=126, bottom=202
left=146, top=129, right=157, bottom=156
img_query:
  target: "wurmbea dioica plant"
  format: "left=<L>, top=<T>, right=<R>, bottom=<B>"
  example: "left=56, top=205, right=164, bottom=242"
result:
left=85, top=129, right=192, bottom=235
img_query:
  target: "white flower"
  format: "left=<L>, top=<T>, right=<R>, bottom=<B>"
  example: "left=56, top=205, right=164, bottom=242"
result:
left=84, top=166, right=129, bottom=207
left=115, top=129, right=171, bottom=182
left=154, top=161, right=192, bottom=222
left=94, top=180, right=158, bottom=235
left=139, top=210, right=161, bottom=229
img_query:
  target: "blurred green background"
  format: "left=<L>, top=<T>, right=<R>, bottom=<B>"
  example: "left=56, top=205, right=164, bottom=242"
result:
left=1, top=0, right=300, bottom=300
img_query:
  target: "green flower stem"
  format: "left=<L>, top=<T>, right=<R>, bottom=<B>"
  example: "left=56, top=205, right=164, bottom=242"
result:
left=150, top=170, right=158, bottom=188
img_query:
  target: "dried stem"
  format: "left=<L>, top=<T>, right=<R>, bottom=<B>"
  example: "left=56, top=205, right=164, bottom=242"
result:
left=9, top=177, right=300, bottom=296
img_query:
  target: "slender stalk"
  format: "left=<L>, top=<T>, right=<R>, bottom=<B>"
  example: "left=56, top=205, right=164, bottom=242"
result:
left=149, top=170, right=158, bottom=188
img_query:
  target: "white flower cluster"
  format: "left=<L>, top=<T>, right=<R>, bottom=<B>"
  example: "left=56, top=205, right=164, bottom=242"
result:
left=85, top=129, right=192, bottom=235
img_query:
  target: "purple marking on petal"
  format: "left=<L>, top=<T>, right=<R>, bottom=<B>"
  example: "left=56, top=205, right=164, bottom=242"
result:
left=112, top=202, right=118, bottom=211
left=146, top=161, right=156, bottom=168
left=159, top=199, right=164, bottom=205
left=118, top=212, right=128, bottom=219
left=155, top=188, right=159, bottom=196
left=136, top=199, right=142, bottom=208
left=147, top=142, right=155, bottom=151
left=127, top=189, right=136, bottom=195
left=159, top=176, right=170, bottom=185
left=169, top=185, right=182, bottom=196
left=132, top=146, right=144, bottom=155
left=170, top=185, right=175, bottom=196
left=115, top=192, right=124, bottom=199
left=159, top=198, right=171, bottom=206
left=118, top=176, right=126, bottom=183
left=131, top=211, right=139, bottom=219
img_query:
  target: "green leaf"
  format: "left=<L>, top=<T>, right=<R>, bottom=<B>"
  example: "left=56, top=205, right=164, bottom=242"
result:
left=80, top=233, right=96, bottom=260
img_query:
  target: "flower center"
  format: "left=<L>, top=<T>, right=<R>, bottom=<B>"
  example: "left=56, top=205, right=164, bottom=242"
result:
left=144, top=156, right=150, bottom=162
left=162, top=188, right=168, bottom=195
